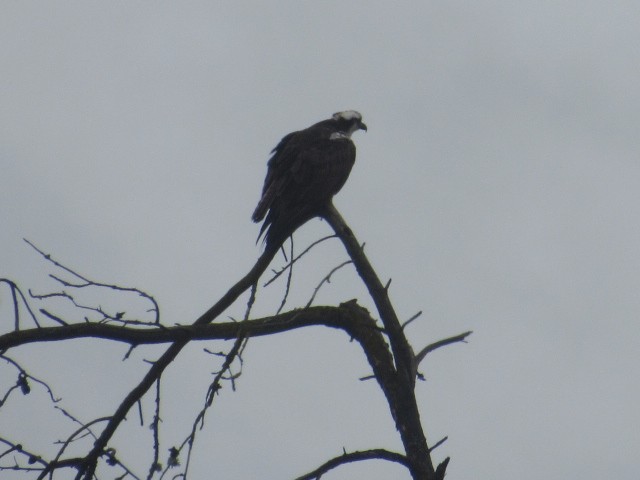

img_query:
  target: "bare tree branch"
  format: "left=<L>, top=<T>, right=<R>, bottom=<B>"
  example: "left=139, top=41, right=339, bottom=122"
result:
left=24, top=239, right=160, bottom=325
left=402, top=310, right=422, bottom=330
left=263, top=234, right=336, bottom=287
left=276, top=239, right=295, bottom=315
left=0, top=278, right=42, bottom=329
left=294, top=448, right=408, bottom=480
left=414, top=331, right=473, bottom=368
left=305, top=259, right=352, bottom=308
left=42, top=417, right=113, bottom=480
left=1, top=206, right=467, bottom=480
left=322, top=204, right=441, bottom=480
left=321, top=204, right=415, bottom=383
left=170, top=334, right=245, bottom=479
left=73, top=243, right=281, bottom=479
left=145, top=379, right=162, bottom=480
left=0, top=354, right=61, bottom=406
left=1, top=306, right=374, bottom=351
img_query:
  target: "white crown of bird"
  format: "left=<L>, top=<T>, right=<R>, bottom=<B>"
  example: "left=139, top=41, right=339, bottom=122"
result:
left=332, top=110, right=362, bottom=121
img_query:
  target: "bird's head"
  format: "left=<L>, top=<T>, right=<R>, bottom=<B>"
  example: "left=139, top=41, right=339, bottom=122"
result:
left=332, top=110, right=367, bottom=137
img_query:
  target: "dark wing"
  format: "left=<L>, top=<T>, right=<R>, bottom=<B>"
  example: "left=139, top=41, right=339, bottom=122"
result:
left=251, top=131, right=298, bottom=223
left=288, top=137, right=356, bottom=208
left=254, top=133, right=356, bottom=249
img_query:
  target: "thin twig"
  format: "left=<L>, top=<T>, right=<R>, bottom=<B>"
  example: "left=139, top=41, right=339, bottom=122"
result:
left=146, top=379, right=162, bottom=480
left=24, top=239, right=160, bottom=324
left=294, top=448, right=408, bottom=480
left=38, top=309, right=68, bottom=326
left=40, top=417, right=112, bottom=480
left=74, top=243, right=280, bottom=480
left=305, top=260, right=352, bottom=308
left=414, top=331, right=473, bottom=368
left=429, top=436, right=448, bottom=452
left=0, top=437, right=49, bottom=470
left=276, top=239, right=295, bottom=315
left=263, top=235, right=336, bottom=287
left=0, top=278, right=42, bottom=329
left=163, top=335, right=245, bottom=480
left=0, top=354, right=61, bottom=404
left=402, top=310, right=422, bottom=330
left=244, top=282, right=257, bottom=321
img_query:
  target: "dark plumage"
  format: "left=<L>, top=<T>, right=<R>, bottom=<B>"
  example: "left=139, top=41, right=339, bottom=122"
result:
left=252, top=110, right=367, bottom=250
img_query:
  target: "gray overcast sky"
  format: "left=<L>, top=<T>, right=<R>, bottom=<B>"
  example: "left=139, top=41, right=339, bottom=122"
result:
left=1, top=2, right=639, bottom=479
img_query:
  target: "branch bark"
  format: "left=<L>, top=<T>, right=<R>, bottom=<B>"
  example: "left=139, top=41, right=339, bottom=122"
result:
left=294, top=448, right=408, bottom=480
left=0, top=306, right=378, bottom=351
left=73, top=244, right=281, bottom=479
left=415, top=330, right=473, bottom=368
left=322, top=204, right=447, bottom=480
left=3, top=205, right=458, bottom=480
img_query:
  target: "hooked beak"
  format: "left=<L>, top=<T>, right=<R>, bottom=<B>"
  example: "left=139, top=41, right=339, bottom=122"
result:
left=359, top=121, right=368, bottom=132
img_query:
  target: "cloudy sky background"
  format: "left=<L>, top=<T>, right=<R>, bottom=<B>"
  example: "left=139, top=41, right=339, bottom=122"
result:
left=1, top=2, right=639, bottom=479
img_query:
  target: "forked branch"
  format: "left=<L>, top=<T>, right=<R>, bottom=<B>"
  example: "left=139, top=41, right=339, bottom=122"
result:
left=2, top=205, right=462, bottom=480
left=322, top=203, right=449, bottom=480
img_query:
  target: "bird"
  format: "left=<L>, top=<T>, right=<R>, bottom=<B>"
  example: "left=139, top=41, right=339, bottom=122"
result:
left=252, top=110, right=367, bottom=251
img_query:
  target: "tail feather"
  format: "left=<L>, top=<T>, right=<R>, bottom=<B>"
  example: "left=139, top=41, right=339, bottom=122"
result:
left=257, top=205, right=316, bottom=250
left=252, top=197, right=268, bottom=223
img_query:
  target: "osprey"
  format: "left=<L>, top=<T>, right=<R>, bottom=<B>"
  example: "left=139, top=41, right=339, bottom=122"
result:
left=252, top=110, right=367, bottom=250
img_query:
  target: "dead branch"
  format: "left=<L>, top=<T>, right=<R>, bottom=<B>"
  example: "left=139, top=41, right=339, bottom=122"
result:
left=263, top=234, right=336, bottom=287
left=1, top=205, right=467, bottom=480
left=276, top=239, right=296, bottom=315
left=164, top=334, right=245, bottom=479
left=305, top=259, right=352, bottom=307
left=72, top=243, right=282, bottom=479
left=402, top=310, right=423, bottom=330
left=294, top=448, right=408, bottom=480
left=322, top=204, right=441, bottom=480
left=414, top=331, right=473, bottom=369
left=0, top=278, right=42, bottom=329
left=0, top=306, right=374, bottom=352
left=25, top=239, right=160, bottom=325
